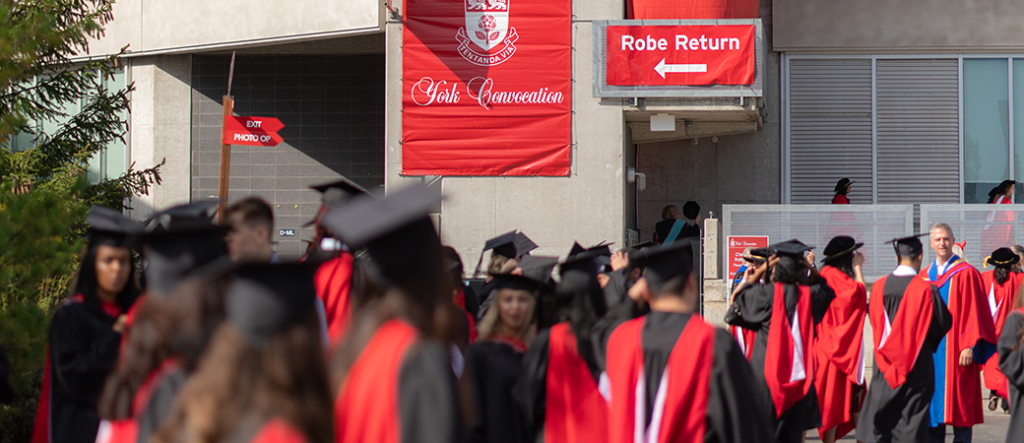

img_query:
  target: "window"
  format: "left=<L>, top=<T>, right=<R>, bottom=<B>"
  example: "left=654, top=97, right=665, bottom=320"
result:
left=963, top=59, right=1009, bottom=203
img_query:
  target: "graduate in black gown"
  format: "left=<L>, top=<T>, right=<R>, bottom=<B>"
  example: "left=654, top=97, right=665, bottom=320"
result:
left=604, top=241, right=772, bottom=443
left=96, top=201, right=230, bottom=443
left=725, top=239, right=835, bottom=443
left=154, top=263, right=333, bottom=443
left=856, top=234, right=952, bottom=443
left=601, top=243, right=650, bottom=309
left=466, top=274, right=545, bottom=443
left=514, top=244, right=610, bottom=443
left=323, top=184, right=461, bottom=443
left=32, top=206, right=143, bottom=443
left=997, top=290, right=1024, bottom=443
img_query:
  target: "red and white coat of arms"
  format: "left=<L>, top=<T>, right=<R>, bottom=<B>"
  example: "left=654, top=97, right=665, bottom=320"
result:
left=456, top=0, right=518, bottom=66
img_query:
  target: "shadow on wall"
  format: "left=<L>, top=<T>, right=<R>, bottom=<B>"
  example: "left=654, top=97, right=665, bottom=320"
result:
left=189, top=54, right=386, bottom=259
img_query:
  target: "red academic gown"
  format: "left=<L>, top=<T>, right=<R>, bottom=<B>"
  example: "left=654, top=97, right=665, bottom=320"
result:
left=814, top=266, right=866, bottom=440
left=544, top=323, right=608, bottom=443
left=334, top=319, right=458, bottom=443
left=920, top=260, right=999, bottom=427
left=831, top=194, right=849, bottom=204
left=248, top=418, right=307, bottom=443
left=606, top=316, right=714, bottom=443
left=315, top=252, right=354, bottom=345
left=981, top=195, right=1015, bottom=261
left=982, top=270, right=1022, bottom=400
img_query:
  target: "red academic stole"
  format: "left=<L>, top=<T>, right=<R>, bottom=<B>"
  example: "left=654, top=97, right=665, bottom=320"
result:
left=606, top=315, right=714, bottom=443
left=763, top=283, right=815, bottom=418
left=921, top=260, right=998, bottom=426
left=544, top=322, right=608, bottom=443
left=814, top=266, right=866, bottom=439
left=982, top=271, right=1022, bottom=399
left=96, top=359, right=181, bottom=443
left=335, top=319, right=418, bottom=443
left=868, top=275, right=934, bottom=389
left=251, top=418, right=307, bottom=443
left=314, top=253, right=354, bottom=345
left=729, top=325, right=756, bottom=360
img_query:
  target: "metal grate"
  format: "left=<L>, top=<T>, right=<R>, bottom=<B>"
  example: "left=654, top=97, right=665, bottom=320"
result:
left=920, top=204, right=1024, bottom=266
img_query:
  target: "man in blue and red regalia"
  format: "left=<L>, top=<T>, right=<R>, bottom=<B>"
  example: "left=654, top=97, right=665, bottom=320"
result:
left=921, top=223, right=999, bottom=443
left=857, top=233, right=952, bottom=442
left=605, top=240, right=772, bottom=443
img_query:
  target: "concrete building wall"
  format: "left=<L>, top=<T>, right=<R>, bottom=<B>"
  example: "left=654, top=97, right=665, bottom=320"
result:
left=191, top=54, right=386, bottom=259
left=774, top=0, right=1024, bottom=52
left=384, top=0, right=628, bottom=268
left=128, top=55, right=193, bottom=220
left=87, top=0, right=381, bottom=57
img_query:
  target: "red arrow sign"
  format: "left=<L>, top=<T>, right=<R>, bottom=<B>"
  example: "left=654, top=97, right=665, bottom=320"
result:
left=222, top=116, right=285, bottom=147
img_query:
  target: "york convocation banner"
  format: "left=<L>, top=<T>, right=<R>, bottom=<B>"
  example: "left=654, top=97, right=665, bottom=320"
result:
left=402, top=0, right=572, bottom=176
left=606, top=25, right=755, bottom=86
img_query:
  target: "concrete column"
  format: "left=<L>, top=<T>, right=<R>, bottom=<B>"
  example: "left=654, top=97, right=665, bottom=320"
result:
left=128, top=55, right=192, bottom=219
left=385, top=0, right=627, bottom=268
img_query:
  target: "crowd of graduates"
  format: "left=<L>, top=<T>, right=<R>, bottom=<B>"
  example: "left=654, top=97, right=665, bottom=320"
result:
left=13, top=176, right=1024, bottom=443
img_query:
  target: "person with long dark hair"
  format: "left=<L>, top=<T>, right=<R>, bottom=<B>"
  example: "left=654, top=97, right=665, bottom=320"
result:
left=154, top=263, right=333, bottom=443
left=95, top=201, right=230, bottom=443
left=997, top=287, right=1024, bottom=443
left=31, top=206, right=143, bottom=443
left=323, top=184, right=461, bottom=443
left=980, top=248, right=1022, bottom=412
left=814, top=236, right=867, bottom=443
left=725, top=239, right=835, bottom=443
left=513, top=244, right=610, bottom=443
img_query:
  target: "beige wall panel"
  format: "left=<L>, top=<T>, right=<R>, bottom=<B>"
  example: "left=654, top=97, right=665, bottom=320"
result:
left=88, top=0, right=379, bottom=57
left=775, top=0, right=1024, bottom=52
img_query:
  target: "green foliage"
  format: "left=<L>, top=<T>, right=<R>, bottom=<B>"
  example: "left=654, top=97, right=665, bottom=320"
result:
left=0, top=0, right=165, bottom=441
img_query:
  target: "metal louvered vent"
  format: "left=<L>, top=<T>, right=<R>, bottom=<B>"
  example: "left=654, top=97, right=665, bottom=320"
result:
left=788, top=59, right=873, bottom=204
left=875, top=59, right=960, bottom=204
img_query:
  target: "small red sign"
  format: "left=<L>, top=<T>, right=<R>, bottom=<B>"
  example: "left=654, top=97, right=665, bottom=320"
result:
left=223, top=116, right=285, bottom=147
left=727, top=235, right=769, bottom=280
left=606, top=25, right=755, bottom=86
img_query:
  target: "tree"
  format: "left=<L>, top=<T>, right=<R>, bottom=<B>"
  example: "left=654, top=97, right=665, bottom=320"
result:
left=0, top=0, right=162, bottom=440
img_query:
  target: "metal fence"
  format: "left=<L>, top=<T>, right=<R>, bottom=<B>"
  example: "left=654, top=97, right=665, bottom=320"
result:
left=721, top=205, right=914, bottom=294
left=920, top=204, right=1024, bottom=266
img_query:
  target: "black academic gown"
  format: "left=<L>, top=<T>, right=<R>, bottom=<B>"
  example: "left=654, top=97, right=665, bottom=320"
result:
left=136, top=367, right=188, bottom=442
left=634, top=312, right=773, bottom=443
left=855, top=275, right=951, bottom=443
left=0, top=344, right=14, bottom=404
left=998, top=311, right=1024, bottom=443
left=724, top=277, right=835, bottom=443
left=47, top=300, right=122, bottom=443
left=467, top=341, right=527, bottom=443
left=400, top=342, right=461, bottom=443
left=601, top=269, right=632, bottom=309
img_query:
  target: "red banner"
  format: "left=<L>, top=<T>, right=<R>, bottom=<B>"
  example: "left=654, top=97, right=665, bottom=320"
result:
left=402, top=0, right=572, bottom=176
left=606, top=25, right=755, bottom=86
left=727, top=235, right=769, bottom=280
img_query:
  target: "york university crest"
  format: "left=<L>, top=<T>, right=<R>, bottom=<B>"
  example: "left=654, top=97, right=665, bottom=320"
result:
left=455, top=0, right=518, bottom=66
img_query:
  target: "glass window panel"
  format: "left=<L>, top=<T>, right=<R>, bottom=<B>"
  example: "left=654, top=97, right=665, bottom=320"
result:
left=964, top=58, right=1009, bottom=203
left=1012, top=59, right=1024, bottom=200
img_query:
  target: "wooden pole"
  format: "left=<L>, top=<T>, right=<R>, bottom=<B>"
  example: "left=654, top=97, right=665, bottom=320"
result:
left=217, top=95, right=234, bottom=224
left=216, top=51, right=237, bottom=225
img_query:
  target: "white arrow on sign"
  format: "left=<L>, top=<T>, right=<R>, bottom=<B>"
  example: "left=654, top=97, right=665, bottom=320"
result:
left=654, top=59, right=708, bottom=78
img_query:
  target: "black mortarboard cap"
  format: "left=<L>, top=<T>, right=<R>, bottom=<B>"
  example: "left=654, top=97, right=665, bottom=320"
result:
left=986, top=247, right=1021, bottom=268
left=517, top=255, right=559, bottom=287
left=514, top=232, right=538, bottom=256
left=490, top=274, right=543, bottom=292
left=141, top=202, right=229, bottom=298
left=884, top=233, right=928, bottom=260
left=743, top=247, right=775, bottom=263
left=319, top=184, right=442, bottom=290
left=822, top=236, right=864, bottom=263
left=556, top=246, right=611, bottom=296
left=86, top=205, right=144, bottom=248
left=484, top=231, right=519, bottom=259
left=769, top=239, right=814, bottom=257
left=641, top=241, right=694, bottom=293
left=225, top=263, right=318, bottom=346
left=304, top=178, right=372, bottom=227
left=834, top=178, right=855, bottom=193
